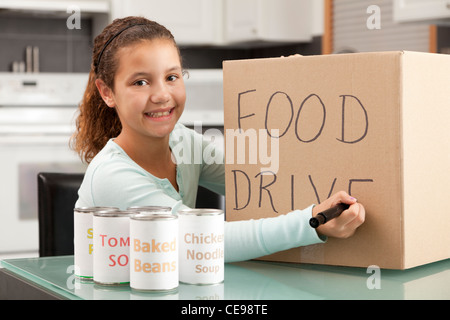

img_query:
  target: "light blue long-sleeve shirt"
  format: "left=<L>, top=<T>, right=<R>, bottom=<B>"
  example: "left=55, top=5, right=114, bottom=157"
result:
left=75, top=123, right=325, bottom=262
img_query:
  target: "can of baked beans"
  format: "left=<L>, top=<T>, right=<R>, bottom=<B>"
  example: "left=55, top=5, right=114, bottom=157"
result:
left=178, top=209, right=224, bottom=285
left=129, top=214, right=178, bottom=292
left=93, top=210, right=135, bottom=285
left=73, top=207, right=119, bottom=281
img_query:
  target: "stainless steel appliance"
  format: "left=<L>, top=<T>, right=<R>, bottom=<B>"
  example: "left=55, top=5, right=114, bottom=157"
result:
left=0, top=73, right=88, bottom=258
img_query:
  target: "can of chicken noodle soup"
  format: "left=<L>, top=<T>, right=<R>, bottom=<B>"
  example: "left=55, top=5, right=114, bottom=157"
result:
left=93, top=210, right=135, bottom=285
left=74, top=207, right=119, bottom=280
left=130, top=214, right=178, bottom=292
left=178, top=209, right=224, bottom=285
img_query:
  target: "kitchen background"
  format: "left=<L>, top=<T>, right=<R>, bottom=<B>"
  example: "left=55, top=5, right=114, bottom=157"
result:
left=0, top=0, right=449, bottom=260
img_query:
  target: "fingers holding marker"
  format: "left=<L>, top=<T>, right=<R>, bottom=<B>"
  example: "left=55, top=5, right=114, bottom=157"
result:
left=311, top=191, right=356, bottom=218
left=342, top=202, right=365, bottom=231
left=312, top=191, right=365, bottom=238
left=334, top=190, right=358, bottom=207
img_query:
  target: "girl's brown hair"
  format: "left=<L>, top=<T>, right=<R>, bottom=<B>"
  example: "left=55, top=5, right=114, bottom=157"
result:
left=70, top=16, right=180, bottom=163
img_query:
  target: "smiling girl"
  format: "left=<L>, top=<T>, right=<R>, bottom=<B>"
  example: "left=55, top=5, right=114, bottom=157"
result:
left=71, top=16, right=365, bottom=262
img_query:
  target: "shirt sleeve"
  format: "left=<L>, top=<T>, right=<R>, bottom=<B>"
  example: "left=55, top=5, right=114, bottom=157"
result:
left=224, top=205, right=326, bottom=263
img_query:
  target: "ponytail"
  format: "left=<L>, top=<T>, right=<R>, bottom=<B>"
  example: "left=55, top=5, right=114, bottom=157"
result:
left=71, top=70, right=121, bottom=163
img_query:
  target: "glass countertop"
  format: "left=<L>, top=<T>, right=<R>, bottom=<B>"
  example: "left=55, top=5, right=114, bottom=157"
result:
left=2, top=255, right=450, bottom=300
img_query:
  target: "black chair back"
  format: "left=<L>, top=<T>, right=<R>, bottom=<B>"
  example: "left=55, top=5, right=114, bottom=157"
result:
left=196, top=186, right=224, bottom=210
left=37, top=172, right=84, bottom=257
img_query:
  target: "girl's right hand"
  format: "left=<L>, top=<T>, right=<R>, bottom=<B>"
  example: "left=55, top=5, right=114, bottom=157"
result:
left=312, top=191, right=365, bottom=239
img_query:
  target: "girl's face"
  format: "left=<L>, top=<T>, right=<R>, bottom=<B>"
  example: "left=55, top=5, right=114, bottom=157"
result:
left=99, top=39, right=186, bottom=142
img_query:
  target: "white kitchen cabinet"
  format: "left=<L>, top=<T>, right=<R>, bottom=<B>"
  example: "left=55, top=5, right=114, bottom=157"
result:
left=110, top=0, right=315, bottom=45
left=110, top=0, right=221, bottom=45
left=256, top=0, right=313, bottom=42
left=224, top=0, right=259, bottom=43
left=0, top=0, right=109, bottom=13
left=225, top=0, right=314, bottom=43
left=393, top=0, right=450, bottom=23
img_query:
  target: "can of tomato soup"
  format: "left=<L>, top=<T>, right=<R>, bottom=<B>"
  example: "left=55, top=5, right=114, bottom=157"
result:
left=74, top=207, right=119, bottom=281
left=93, top=210, right=135, bottom=285
left=130, top=214, right=178, bottom=292
left=178, top=209, right=224, bottom=285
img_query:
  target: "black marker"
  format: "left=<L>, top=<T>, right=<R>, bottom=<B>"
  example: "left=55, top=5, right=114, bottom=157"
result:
left=309, top=203, right=350, bottom=228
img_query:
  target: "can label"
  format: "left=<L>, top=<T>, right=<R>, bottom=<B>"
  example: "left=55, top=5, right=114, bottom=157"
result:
left=178, top=209, right=224, bottom=285
left=74, top=210, right=94, bottom=280
left=73, top=207, right=118, bottom=280
left=130, top=215, right=178, bottom=291
left=93, top=213, right=132, bottom=285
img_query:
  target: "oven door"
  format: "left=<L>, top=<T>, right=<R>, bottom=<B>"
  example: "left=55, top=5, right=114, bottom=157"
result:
left=0, top=133, right=86, bottom=256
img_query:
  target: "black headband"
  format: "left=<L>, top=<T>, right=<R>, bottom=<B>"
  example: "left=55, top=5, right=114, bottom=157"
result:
left=94, top=23, right=146, bottom=74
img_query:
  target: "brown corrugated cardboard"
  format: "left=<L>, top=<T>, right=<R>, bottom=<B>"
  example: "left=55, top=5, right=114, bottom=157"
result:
left=223, top=51, right=450, bottom=269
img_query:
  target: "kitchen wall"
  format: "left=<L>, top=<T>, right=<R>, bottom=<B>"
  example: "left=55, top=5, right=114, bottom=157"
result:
left=333, top=0, right=428, bottom=53
left=333, top=0, right=450, bottom=54
left=0, top=12, right=322, bottom=73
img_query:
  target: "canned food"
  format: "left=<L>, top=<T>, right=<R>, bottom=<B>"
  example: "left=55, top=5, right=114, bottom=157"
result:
left=127, top=206, right=172, bottom=214
left=93, top=210, right=135, bottom=285
left=130, top=214, right=178, bottom=292
left=178, top=209, right=224, bottom=285
left=73, top=207, right=119, bottom=280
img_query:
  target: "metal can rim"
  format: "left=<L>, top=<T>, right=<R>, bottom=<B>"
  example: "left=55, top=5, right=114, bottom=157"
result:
left=177, top=208, right=224, bottom=216
left=93, top=210, right=136, bottom=217
left=127, top=206, right=172, bottom=212
left=75, top=206, right=119, bottom=213
left=130, top=213, right=177, bottom=221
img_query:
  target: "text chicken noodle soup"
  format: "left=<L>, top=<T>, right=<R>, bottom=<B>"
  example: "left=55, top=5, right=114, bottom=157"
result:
left=178, top=209, right=224, bottom=285
left=130, top=214, right=178, bottom=292
left=74, top=207, right=119, bottom=280
left=93, top=211, right=135, bottom=285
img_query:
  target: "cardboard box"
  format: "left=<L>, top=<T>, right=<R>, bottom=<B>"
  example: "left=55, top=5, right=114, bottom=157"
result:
left=223, top=51, right=450, bottom=270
